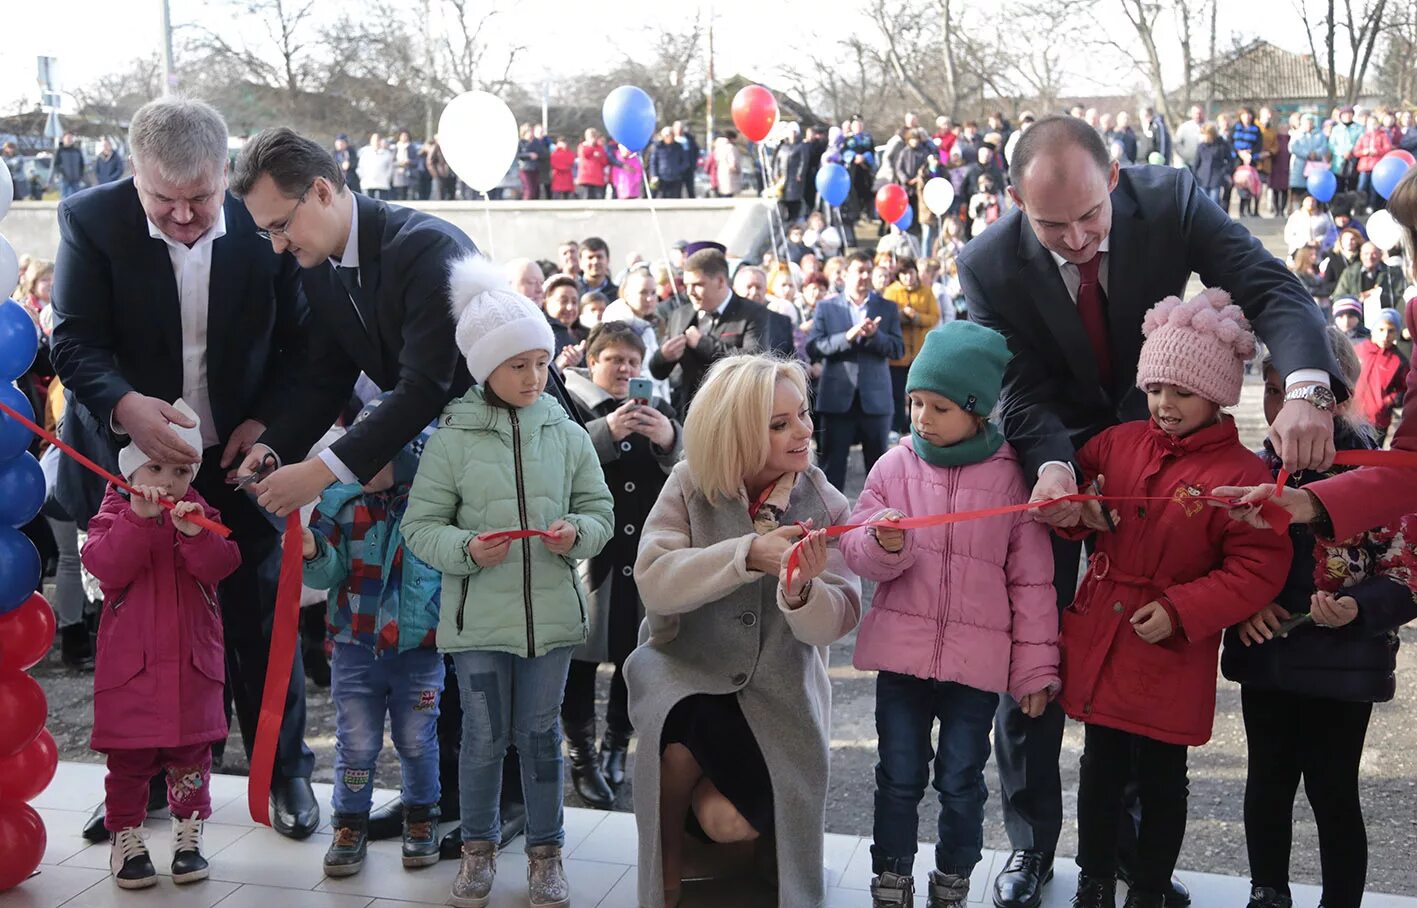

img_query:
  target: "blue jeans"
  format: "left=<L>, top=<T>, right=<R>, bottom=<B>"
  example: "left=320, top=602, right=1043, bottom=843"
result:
left=452, top=646, right=574, bottom=847
left=331, top=643, right=444, bottom=815
left=871, top=671, right=999, bottom=876
left=1202, top=186, right=1223, bottom=205
left=60, top=179, right=84, bottom=198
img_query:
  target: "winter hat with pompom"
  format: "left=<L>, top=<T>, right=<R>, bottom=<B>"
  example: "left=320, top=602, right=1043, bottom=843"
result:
left=1135, top=288, right=1256, bottom=407
left=447, top=254, right=555, bottom=384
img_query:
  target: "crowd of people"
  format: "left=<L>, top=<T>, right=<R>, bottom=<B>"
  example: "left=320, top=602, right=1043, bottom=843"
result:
left=11, top=90, right=1417, bottom=908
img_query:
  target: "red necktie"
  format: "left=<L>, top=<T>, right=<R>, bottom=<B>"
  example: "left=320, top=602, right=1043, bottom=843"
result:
left=1075, top=254, right=1113, bottom=388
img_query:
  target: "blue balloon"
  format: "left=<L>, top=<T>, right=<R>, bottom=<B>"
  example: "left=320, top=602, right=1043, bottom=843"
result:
left=0, top=382, right=34, bottom=462
left=1307, top=168, right=1337, bottom=203
left=1373, top=155, right=1411, bottom=200
left=0, top=453, right=43, bottom=528
left=0, top=299, right=38, bottom=383
left=602, top=86, right=657, bottom=152
left=893, top=205, right=914, bottom=231
left=0, top=526, right=38, bottom=615
left=815, top=163, right=850, bottom=207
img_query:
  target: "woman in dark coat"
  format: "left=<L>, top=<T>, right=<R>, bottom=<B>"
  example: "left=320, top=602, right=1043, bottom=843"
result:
left=560, top=321, right=683, bottom=809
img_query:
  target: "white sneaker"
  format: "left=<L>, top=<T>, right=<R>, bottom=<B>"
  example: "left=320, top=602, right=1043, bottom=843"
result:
left=170, top=815, right=209, bottom=884
left=110, top=826, right=158, bottom=889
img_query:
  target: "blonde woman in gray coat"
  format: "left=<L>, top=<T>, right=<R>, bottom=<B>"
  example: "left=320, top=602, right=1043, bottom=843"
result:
left=629, top=355, right=863, bottom=907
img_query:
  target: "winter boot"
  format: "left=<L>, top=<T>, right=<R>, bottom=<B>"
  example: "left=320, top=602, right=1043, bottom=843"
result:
left=599, top=725, right=631, bottom=788
left=323, top=812, right=369, bottom=877
left=1123, top=889, right=1167, bottom=908
left=927, top=870, right=970, bottom=907
left=1247, top=887, right=1293, bottom=908
left=1072, top=873, right=1117, bottom=908
left=450, top=839, right=497, bottom=908
left=170, top=814, right=209, bottom=884
left=526, top=843, right=571, bottom=908
left=565, top=718, right=614, bottom=809
left=870, top=870, right=916, bottom=907
left=401, top=803, right=440, bottom=868
left=109, top=827, right=157, bottom=889
left=60, top=622, right=94, bottom=670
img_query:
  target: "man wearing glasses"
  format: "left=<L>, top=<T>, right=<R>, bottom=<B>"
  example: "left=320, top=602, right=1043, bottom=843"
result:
left=50, top=98, right=318, bottom=840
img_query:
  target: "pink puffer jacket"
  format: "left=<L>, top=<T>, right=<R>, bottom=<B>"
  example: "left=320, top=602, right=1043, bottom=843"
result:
left=843, top=441, right=1060, bottom=699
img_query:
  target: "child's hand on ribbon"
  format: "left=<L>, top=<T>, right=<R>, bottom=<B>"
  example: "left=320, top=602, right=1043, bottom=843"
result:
left=171, top=501, right=205, bottom=537
left=1310, top=590, right=1358, bottom=629
left=1018, top=689, right=1050, bottom=719
left=1236, top=602, right=1292, bottom=646
left=1131, top=600, right=1174, bottom=644
left=468, top=532, right=514, bottom=568
left=543, top=519, right=578, bottom=555
left=129, top=484, right=167, bottom=520
left=779, top=528, right=828, bottom=606
left=871, top=510, right=906, bottom=553
left=301, top=526, right=317, bottom=559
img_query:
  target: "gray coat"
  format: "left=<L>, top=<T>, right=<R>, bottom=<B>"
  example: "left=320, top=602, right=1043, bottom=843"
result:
left=628, top=463, right=862, bottom=907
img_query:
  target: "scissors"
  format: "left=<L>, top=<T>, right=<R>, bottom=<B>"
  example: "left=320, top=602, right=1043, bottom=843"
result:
left=231, top=452, right=278, bottom=492
left=1089, top=477, right=1117, bottom=533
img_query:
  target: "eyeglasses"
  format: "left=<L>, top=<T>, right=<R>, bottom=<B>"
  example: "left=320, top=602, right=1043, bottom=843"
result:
left=256, top=181, right=315, bottom=241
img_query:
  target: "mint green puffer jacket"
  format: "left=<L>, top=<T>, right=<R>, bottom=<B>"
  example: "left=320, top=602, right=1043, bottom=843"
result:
left=402, top=388, right=614, bottom=658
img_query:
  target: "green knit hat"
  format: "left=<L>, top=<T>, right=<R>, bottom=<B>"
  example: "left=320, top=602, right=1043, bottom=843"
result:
left=905, top=321, right=1011, bottom=415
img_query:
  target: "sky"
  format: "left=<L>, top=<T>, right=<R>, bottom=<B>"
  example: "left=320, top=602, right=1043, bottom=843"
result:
left=0, top=0, right=1344, bottom=115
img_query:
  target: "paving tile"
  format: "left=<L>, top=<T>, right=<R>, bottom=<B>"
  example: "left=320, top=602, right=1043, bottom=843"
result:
left=59, top=877, right=241, bottom=908
left=35, top=809, right=100, bottom=866
left=565, top=810, right=638, bottom=865
left=315, top=845, right=461, bottom=904
left=202, top=827, right=334, bottom=890
left=502, top=805, right=609, bottom=856
left=60, top=820, right=253, bottom=874
left=0, top=864, right=107, bottom=908
left=209, top=883, right=373, bottom=908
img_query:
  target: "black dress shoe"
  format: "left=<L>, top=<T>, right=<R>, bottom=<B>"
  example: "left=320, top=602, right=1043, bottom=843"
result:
left=1117, top=864, right=1191, bottom=907
left=82, top=774, right=167, bottom=843
left=993, top=850, right=1053, bottom=908
left=599, top=728, right=631, bottom=789
left=269, top=777, right=320, bottom=839
left=60, top=622, right=95, bottom=670
left=367, top=795, right=404, bottom=841
left=1071, top=873, right=1117, bottom=908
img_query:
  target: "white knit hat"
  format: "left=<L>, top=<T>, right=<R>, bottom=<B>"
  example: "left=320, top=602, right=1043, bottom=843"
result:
left=448, top=254, right=555, bottom=384
left=117, top=399, right=204, bottom=480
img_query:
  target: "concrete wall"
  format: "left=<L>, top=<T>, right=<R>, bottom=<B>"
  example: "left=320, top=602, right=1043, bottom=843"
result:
left=0, top=196, right=772, bottom=266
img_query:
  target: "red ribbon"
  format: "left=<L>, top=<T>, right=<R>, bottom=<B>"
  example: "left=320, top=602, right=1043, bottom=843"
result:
left=247, top=511, right=303, bottom=825
left=0, top=399, right=231, bottom=538
left=478, top=529, right=556, bottom=542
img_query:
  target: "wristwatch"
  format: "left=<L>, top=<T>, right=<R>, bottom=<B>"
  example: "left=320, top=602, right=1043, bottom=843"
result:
left=1284, top=385, right=1336, bottom=412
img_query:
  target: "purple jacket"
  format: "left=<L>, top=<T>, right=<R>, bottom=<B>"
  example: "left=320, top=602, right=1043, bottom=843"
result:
left=82, top=485, right=241, bottom=751
left=843, top=442, right=1060, bottom=699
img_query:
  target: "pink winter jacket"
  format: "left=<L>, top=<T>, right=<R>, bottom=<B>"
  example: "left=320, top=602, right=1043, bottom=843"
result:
left=843, top=442, right=1060, bottom=699
left=82, top=485, right=241, bottom=752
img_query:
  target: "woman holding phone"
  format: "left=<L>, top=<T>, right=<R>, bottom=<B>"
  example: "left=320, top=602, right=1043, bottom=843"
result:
left=560, top=321, right=683, bottom=809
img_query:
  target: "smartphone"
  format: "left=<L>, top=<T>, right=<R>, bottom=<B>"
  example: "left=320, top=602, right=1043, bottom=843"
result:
left=628, top=377, right=653, bottom=405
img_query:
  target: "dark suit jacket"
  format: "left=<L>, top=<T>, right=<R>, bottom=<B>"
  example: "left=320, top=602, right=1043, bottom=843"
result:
left=960, top=164, right=1340, bottom=479
left=648, top=292, right=768, bottom=413
left=806, top=293, right=905, bottom=415
left=763, top=307, right=796, bottom=357
left=50, top=179, right=306, bottom=526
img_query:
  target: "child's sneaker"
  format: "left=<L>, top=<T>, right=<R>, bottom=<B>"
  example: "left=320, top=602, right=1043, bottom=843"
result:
left=323, top=812, right=369, bottom=877
left=110, top=827, right=157, bottom=889
left=170, top=815, right=209, bottom=884
left=870, top=870, right=915, bottom=907
left=926, top=870, right=969, bottom=907
left=526, top=844, right=570, bottom=908
left=450, top=840, right=497, bottom=908
left=401, top=803, right=440, bottom=868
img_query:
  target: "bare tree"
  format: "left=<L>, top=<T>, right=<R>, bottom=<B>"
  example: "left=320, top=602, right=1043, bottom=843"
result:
left=1111, top=0, right=1173, bottom=123
left=71, top=56, right=164, bottom=139
left=433, top=0, right=523, bottom=95
left=1374, top=0, right=1417, bottom=104
left=1297, top=0, right=1391, bottom=105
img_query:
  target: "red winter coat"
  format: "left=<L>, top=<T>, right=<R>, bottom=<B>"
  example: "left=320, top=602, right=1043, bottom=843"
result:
left=550, top=146, right=576, bottom=193
left=82, top=485, right=241, bottom=752
left=1354, top=339, right=1408, bottom=432
left=576, top=141, right=609, bottom=187
left=1058, top=418, right=1290, bottom=746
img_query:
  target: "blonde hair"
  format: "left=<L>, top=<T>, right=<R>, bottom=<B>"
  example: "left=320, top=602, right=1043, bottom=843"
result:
left=684, top=355, right=809, bottom=504
left=18, top=259, right=54, bottom=301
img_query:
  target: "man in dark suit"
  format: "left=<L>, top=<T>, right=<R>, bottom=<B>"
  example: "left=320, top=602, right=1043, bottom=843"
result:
left=648, top=246, right=768, bottom=414
left=732, top=264, right=795, bottom=357
left=49, top=98, right=319, bottom=841
left=960, top=115, right=1340, bottom=908
left=229, top=126, right=537, bottom=854
left=807, top=251, right=904, bottom=490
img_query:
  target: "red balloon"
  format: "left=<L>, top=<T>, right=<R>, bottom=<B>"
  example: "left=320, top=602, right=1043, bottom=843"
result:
left=0, top=594, right=56, bottom=672
left=730, top=85, right=778, bottom=143
left=875, top=184, right=909, bottom=224
left=0, top=728, right=57, bottom=803
left=1384, top=149, right=1416, bottom=167
left=0, top=801, right=45, bottom=891
left=0, top=671, right=46, bottom=758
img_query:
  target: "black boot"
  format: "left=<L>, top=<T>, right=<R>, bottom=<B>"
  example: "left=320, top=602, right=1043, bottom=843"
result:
left=1070, top=873, right=1116, bottom=908
left=60, top=622, right=94, bottom=670
left=993, top=850, right=1052, bottom=908
left=565, top=719, right=614, bottom=809
left=367, top=796, right=404, bottom=841
left=1122, top=890, right=1166, bottom=908
left=599, top=726, right=631, bottom=789
left=1246, top=886, right=1293, bottom=908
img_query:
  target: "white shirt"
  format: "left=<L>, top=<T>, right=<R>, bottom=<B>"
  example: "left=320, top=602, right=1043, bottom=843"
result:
left=846, top=293, right=872, bottom=327
left=145, top=208, right=226, bottom=450
left=318, top=198, right=364, bottom=486
left=697, top=292, right=731, bottom=324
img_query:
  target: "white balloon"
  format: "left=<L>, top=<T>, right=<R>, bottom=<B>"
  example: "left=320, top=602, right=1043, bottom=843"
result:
left=819, top=226, right=843, bottom=252
left=438, top=91, right=520, bottom=194
left=1367, top=209, right=1403, bottom=252
left=0, top=163, right=12, bottom=223
left=0, top=235, right=16, bottom=297
left=802, top=228, right=820, bottom=248
left=922, top=177, right=955, bottom=216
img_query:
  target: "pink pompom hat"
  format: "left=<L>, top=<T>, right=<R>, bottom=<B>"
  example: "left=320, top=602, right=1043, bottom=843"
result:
left=1135, top=287, right=1256, bottom=407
